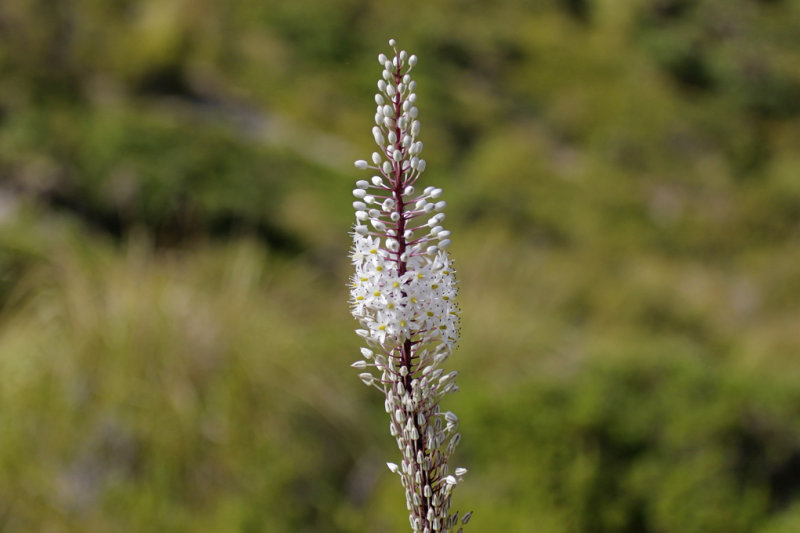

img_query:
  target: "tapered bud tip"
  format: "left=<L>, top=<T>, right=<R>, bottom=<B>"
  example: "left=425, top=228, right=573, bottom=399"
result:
left=360, top=347, right=374, bottom=358
left=444, top=475, right=458, bottom=485
left=351, top=360, right=367, bottom=369
left=387, top=462, right=400, bottom=473
left=355, top=160, right=368, bottom=169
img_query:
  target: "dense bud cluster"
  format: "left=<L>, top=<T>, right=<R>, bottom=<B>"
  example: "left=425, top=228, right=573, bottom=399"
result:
left=349, top=40, right=470, bottom=532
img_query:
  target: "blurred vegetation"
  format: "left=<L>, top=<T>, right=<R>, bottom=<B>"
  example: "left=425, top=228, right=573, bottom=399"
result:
left=2, top=0, right=800, bottom=531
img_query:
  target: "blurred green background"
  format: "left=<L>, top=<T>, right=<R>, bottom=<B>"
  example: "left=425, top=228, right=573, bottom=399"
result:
left=2, top=0, right=800, bottom=531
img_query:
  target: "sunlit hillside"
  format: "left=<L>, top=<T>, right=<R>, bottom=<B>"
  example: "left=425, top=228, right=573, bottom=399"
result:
left=2, top=1, right=800, bottom=531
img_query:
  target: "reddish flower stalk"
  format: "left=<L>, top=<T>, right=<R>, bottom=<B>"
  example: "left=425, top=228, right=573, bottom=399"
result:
left=349, top=39, right=471, bottom=533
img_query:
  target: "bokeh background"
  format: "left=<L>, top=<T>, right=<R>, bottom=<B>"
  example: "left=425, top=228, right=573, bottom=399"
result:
left=2, top=0, right=800, bottom=531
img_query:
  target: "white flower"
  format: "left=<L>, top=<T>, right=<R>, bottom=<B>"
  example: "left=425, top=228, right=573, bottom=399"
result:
left=349, top=39, right=468, bottom=532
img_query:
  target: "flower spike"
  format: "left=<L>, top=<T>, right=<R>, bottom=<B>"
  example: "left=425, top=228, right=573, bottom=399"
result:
left=348, top=39, right=469, bottom=532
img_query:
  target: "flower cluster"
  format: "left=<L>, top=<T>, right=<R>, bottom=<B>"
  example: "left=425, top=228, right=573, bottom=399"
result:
left=349, top=39, right=470, bottom=533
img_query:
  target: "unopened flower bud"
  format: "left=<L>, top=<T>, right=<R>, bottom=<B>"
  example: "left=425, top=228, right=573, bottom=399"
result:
left=373, top=128, right=385, bottom=146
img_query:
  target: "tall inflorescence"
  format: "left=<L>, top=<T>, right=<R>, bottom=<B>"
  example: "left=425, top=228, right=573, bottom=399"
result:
left=349, top=39, right=471, bottom=533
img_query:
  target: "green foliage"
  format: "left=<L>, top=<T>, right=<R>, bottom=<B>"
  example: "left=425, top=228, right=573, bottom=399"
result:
left=1, top=0, right=800, bottom=531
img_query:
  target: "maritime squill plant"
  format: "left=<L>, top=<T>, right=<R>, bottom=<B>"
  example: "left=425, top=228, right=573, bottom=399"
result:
left=349, top=39, right=471, bottom=532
